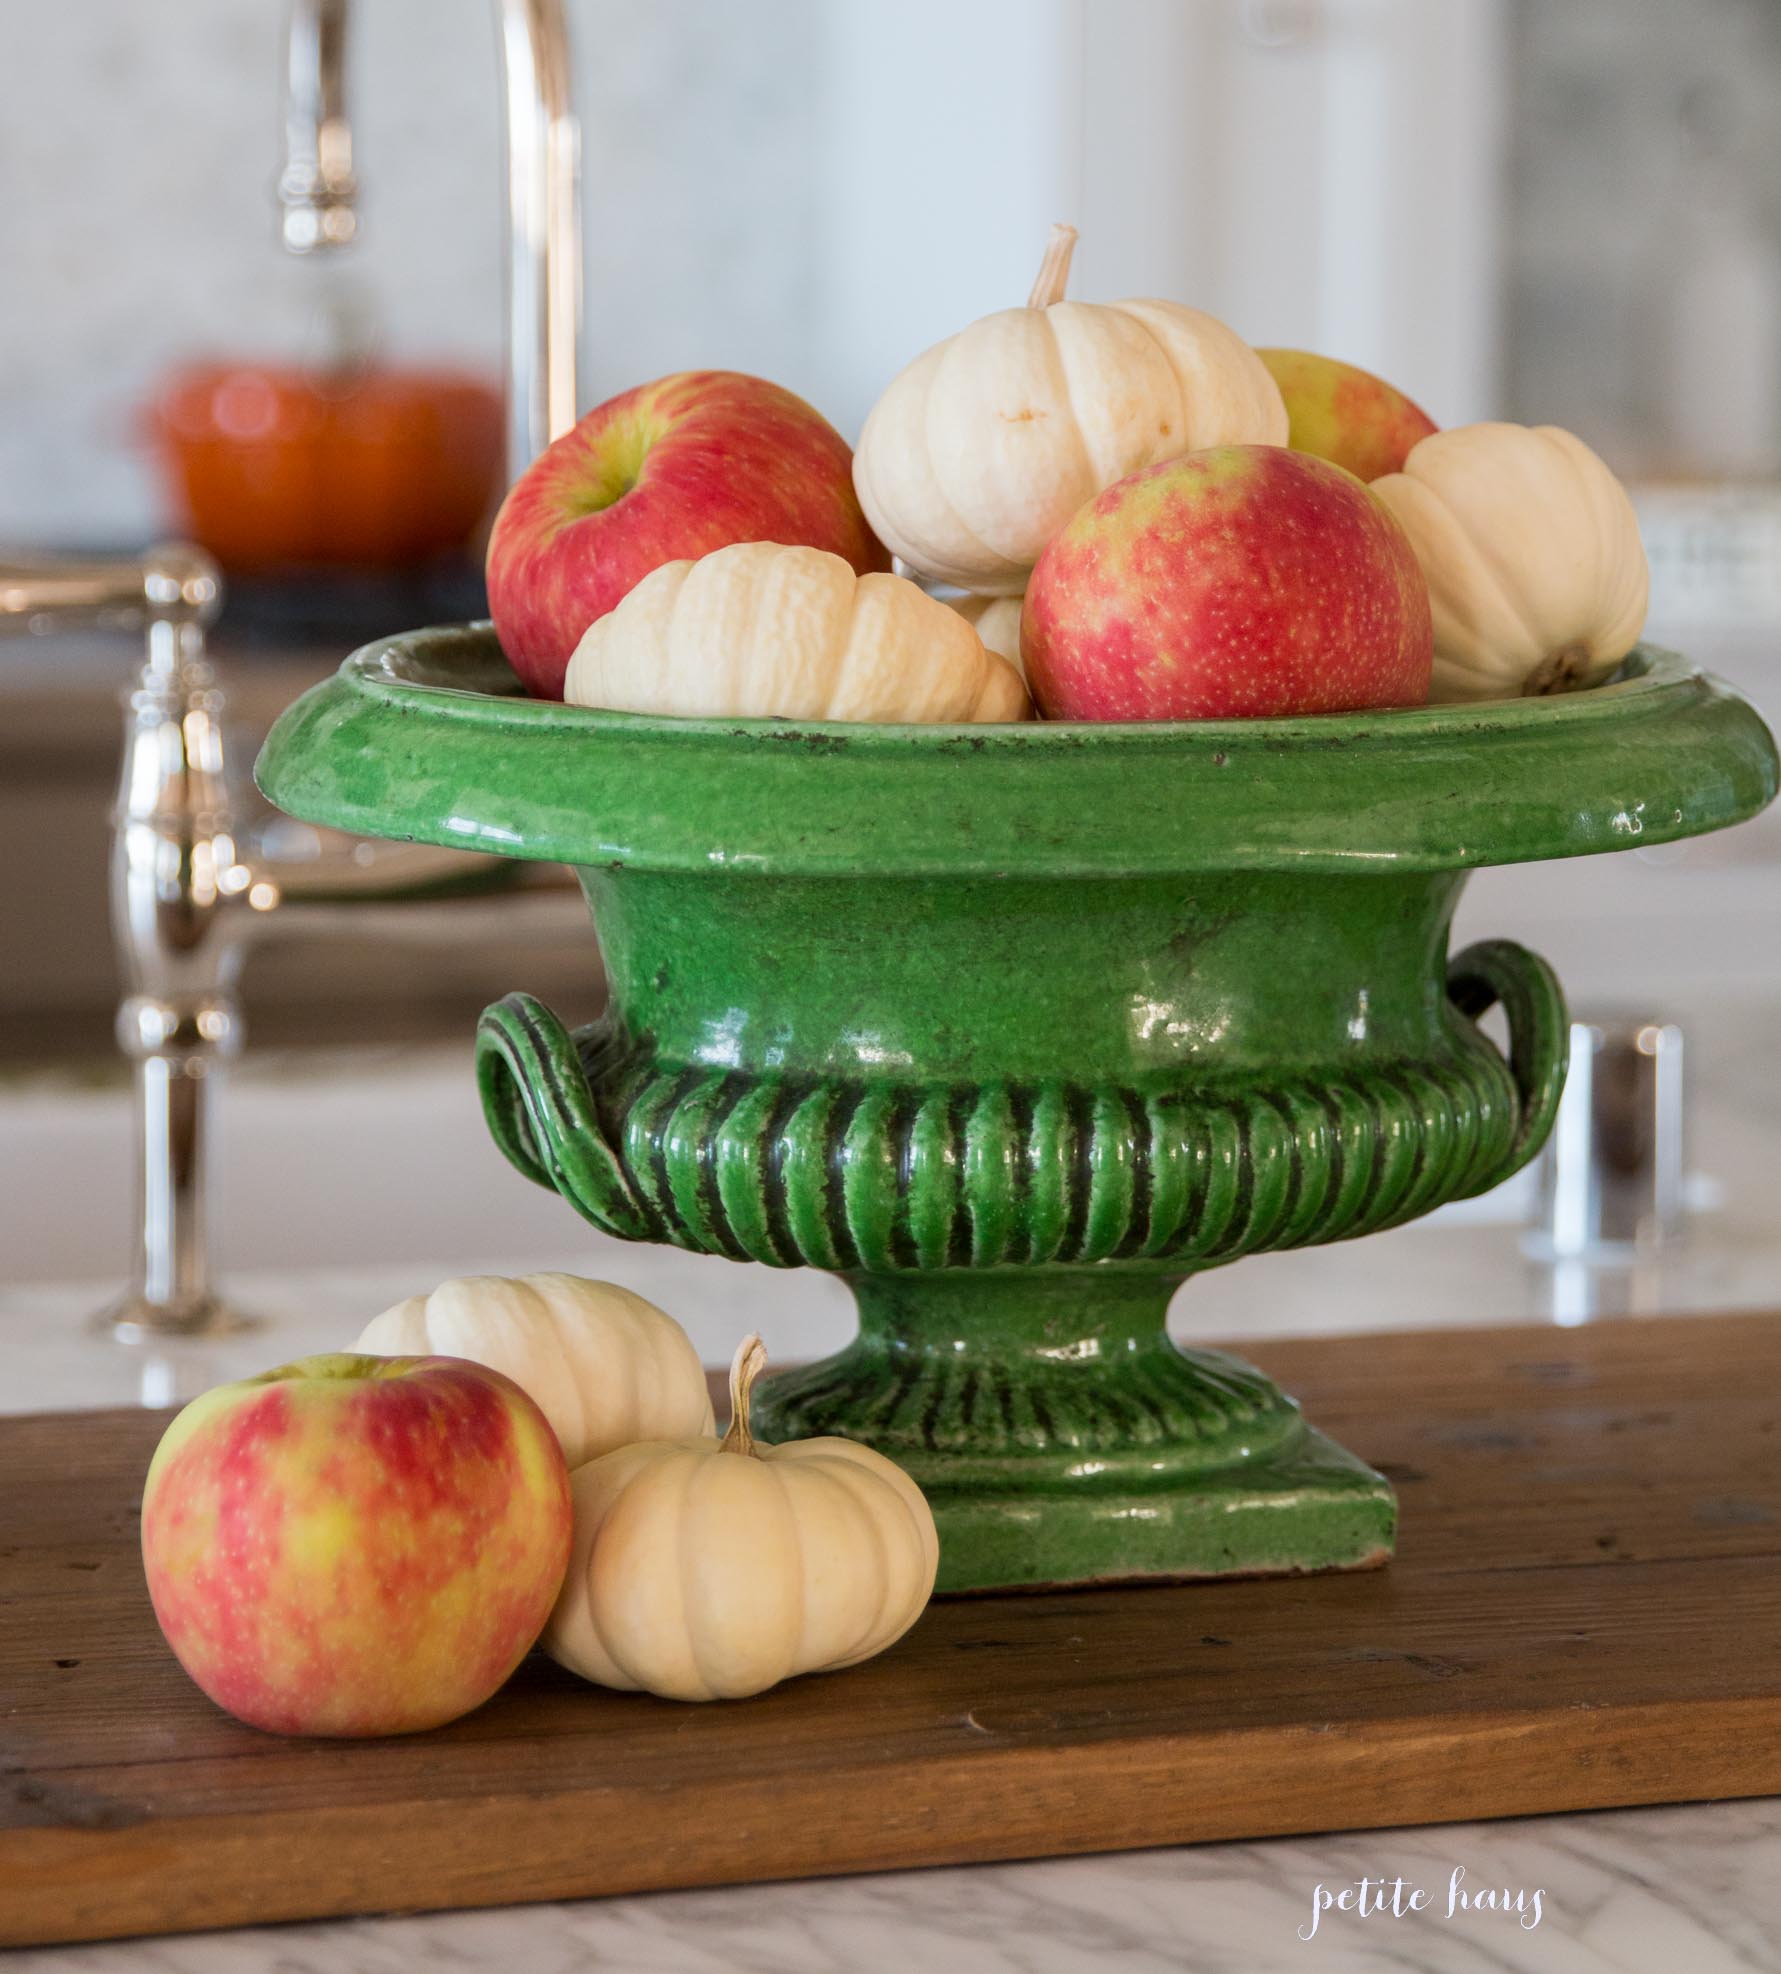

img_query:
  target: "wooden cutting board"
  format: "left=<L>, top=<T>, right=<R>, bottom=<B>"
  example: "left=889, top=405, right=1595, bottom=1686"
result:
left=7, top=1310, right=1781, bottom=1948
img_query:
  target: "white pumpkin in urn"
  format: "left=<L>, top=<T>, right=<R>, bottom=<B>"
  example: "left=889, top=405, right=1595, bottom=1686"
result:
left=564, top=541, right=1029, bottom=723
left=353, top=1272, right=714, bottom=1469
left=543, top=1336, right=939, bottom=1702
left=945, top=593, right=1025, bottom=673
left=1371, top=422, right=1649, bottom=703
left=853, top=224, right=1287, bottom=593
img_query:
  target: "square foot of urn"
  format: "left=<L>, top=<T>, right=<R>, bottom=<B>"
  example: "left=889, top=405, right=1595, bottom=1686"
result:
left=925, top=1425, right=1397, bottom=1596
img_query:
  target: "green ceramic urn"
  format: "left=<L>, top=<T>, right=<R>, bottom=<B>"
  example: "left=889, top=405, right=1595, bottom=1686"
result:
left=258, top=633, right=1776, bottom=1594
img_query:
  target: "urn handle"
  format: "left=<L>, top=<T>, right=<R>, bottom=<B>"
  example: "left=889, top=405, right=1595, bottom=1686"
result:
left=476, top=992, right=650, bottom=1241
left=1446, top=938, right=1570, bottom=1192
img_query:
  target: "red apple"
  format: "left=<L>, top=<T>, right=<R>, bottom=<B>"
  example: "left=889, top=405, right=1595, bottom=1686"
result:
left=1021, top=445, right=1432, bottom=721
left=1257, top=349, right=1437, bottom=483
left=486, top=370, right=890, bottom=698
left=141, top=1353, right=571, bottom=1737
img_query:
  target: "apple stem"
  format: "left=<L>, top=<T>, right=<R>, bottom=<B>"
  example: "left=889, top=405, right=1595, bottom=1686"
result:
left=720, top=1334, right=769, bottom=1458
left=1027, top=223, right=1078, bottom=309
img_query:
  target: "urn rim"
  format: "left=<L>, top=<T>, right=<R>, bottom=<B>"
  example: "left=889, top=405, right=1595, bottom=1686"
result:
left=255, top=625, right=1777, bottom=877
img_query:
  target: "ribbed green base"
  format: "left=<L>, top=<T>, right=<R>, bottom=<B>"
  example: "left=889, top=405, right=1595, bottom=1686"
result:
left=750, top=1269, right=1397, bottom=1594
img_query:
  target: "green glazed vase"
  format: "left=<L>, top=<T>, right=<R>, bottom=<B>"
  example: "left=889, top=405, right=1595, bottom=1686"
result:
left=257, top=633, right=1777, bottom=1594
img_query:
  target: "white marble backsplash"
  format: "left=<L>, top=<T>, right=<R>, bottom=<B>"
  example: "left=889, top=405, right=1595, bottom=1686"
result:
left=1, top=0, right=823, bottom=547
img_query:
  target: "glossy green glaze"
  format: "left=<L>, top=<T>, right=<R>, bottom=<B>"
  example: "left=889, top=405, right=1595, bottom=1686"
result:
left=258, top=630, right=1778, bottom=1593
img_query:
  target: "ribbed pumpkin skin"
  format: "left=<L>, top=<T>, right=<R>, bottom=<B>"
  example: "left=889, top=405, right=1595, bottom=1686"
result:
left=564, top=542, right=1030, bottom=723
left=355, top=1273, right=714, bottom=1470
left=854, top=298, right=1287, bottom=594
left=945, top=592, right=1025, bottom=672
left=1372, top=423, right=1649, bottom=703
left=542, top=1431, right=939, bottom=1702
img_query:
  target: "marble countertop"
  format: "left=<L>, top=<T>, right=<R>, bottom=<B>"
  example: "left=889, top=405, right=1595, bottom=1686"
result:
left=11, top=1800, right=1779, bottom=1973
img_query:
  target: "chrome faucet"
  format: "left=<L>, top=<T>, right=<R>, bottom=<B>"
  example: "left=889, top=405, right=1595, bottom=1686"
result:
left=4, top=548, right=260, bottom=1337
left=6, top=0, right=584, bottom=1341
left=279, top=0, right=581, bottom=480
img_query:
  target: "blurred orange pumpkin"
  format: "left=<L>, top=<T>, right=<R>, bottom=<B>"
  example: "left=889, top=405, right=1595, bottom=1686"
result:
left=149, top=363, right=504, bottom=571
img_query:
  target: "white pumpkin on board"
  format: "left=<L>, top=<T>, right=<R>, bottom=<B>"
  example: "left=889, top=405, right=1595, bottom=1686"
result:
left=853, top=224, right=1288, bottom=594
left=563, top=541, right=1029, bottom=723
left=353, top=1272, right=714, bottom=1470
left=542, top=1335, right=939, bottom=1702
left=1371, top=422, right=1650, bottom=703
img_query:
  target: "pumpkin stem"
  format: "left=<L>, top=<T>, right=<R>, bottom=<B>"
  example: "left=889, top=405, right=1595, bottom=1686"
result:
left=720, top=1333, right=769, bottom=1458
left=1027, top=223, right=1078, bottom=309
left=1524, top=641, right=1594, bottom=696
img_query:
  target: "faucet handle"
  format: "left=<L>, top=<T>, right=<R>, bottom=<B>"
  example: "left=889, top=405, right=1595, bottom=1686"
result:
left=0, top=543, right=222, bottom=639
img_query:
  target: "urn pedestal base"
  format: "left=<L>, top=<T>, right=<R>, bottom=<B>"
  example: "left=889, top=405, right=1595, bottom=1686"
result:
left=908, top=1421, right=1395, bottom=1595
left=751, top=1269, right=1394, bottom=1593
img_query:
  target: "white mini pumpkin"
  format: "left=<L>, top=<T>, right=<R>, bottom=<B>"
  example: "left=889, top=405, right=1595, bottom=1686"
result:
left=945, top=593, right=1024, bottom=673
left=543, top=1336, right=938, bottom=1702
left=354, top=1272, right=714, bottom=1469
left=563, top=541, right=1029, bottom=723
left=1371, top=422, right=1649, bottom=702
left=853, top=224, right=1287, bottom=594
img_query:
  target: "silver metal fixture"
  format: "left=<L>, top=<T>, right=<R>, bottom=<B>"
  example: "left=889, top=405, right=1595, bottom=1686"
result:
left=5, top=548, right=249, bottom=1336
left=277, top=0, right=582, bottom=477
left=3, top=548, right=582, bottom=1339
left=277, top=0, right=357, bottom=253
left=7, top=0, right=585, bottom=1343
left=1532, top=1016, right=1688, bottom=1262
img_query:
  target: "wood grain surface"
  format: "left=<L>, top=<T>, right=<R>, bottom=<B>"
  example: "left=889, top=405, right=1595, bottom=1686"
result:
left=6, top=1311, right=1781, bottom=1947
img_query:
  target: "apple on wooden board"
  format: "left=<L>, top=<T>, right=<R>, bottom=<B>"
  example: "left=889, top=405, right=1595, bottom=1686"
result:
left=1020, top=445, right=1433, bottom=722
left=486, top=370, right=890, bottom=699
left=1257, top=349, right=1438, bottom=484
left=141, top=1354, right=571, bottom=1737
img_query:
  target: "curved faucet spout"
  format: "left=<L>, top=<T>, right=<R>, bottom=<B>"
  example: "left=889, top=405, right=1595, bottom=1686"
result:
left=497, top=0, right=581, bottom=474
left=277, top=0, right=580, bottom=479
